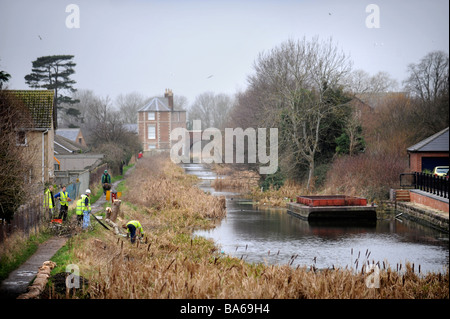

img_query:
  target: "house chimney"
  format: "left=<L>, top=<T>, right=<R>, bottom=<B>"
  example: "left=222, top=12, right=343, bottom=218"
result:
left=164, top=88, right=174, bottom=111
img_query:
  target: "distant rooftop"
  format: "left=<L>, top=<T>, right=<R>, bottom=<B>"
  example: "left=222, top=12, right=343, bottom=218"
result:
left=55, top=128, right=81, bottom=142
left=54, top=134, right=85, bottom=155
left=138, top=97, right=171, bottom=112
left=407, top=127, right=449, bottom=152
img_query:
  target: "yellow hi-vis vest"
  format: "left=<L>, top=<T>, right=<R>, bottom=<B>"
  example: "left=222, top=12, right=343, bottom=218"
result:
left=126, top=220, right=144, bottom=235
left=76, top=194, right=91, bottom=215
left=60, top=191, right=69, bottom=206
left=43, top=188, right=53, bottom=209
left=76, top=198, right=83, bottom=215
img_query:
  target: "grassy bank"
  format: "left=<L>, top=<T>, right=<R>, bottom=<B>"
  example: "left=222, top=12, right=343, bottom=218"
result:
left=47, top=154, right=448, bottom=299
left=0, top=230, right=52, bottom=283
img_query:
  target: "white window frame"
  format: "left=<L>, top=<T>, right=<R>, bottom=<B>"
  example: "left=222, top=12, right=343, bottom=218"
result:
left=148, top=125, right=156, bottom=139
left=148, top=112, right=155, bottom=120
left=148, top=144, right=156, bottom=150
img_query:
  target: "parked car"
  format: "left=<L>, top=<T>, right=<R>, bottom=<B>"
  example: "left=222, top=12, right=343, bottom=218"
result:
left=432, top=166, right=449, bottom=177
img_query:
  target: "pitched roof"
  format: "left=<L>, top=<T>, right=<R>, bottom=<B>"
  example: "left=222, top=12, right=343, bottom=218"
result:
left=407, top=127, right=449, bottom=152
left=138, top=97, right=171, bottom=112
left=54, top=134, right=87, bottom=155
left=7, top=90, right=54, bottom=129
left=55, top=128, right=82, bottom=142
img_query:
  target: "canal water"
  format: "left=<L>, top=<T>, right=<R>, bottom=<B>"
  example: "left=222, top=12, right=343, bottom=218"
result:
left=182, top=164, right=449, bottom=274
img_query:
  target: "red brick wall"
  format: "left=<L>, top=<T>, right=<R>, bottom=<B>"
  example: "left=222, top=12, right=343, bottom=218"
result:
left=138, top=110, right=187, bottom=151
left=410, top=192, right=449, bottom=213
left=409, top=152, right=448, bottom=172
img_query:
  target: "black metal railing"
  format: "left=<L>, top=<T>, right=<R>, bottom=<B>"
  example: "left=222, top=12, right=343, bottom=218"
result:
left=401, top=172, right=449, bottom=199
left=415, top=172, right=448, bottom=198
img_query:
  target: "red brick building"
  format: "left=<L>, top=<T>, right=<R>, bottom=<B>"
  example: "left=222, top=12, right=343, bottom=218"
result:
left=137, top=89, right=186, bottom=151
left=407, top=127, right=449, bottom=172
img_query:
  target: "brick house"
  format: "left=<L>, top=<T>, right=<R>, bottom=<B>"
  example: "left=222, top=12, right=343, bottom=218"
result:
left=6, top=90, right=55, bottom=184
left=407, top=127, right=449, bottom=172
left=137, top=89, right=186, bottom=151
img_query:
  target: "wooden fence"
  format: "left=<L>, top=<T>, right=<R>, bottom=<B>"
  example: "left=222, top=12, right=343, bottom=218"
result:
left=0, top=196, right=45, bottom=244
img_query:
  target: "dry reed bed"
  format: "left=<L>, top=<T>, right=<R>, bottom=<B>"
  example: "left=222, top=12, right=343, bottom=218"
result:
left=211, top=165, right=260, bottom=191
left=64, top=155, right=448, bottom=299
left=126, top=155, right=226, bottom=223
left=250, top=180, right=308, bottom=208
left=77, top=233, right=449, bottom=299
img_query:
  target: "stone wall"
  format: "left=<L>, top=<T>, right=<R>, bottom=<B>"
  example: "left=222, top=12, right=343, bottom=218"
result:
left=394, top=201, right=449, bottom=233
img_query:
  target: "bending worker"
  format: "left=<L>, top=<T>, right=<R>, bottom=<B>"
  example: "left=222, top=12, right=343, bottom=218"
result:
left=122, top=220, right=145, bottom=243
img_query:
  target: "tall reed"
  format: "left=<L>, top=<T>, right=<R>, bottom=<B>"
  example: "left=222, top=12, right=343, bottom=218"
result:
left=54, top=154, right=448, bottom=299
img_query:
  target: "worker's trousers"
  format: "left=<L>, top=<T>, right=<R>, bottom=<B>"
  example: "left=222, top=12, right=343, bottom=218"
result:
left=76, top=214, right=83, bottom=226
left=58, top=205, right=68, bottom=221
left=127, top=224, right=137, bottom=243
left=83, top=210, right=90, bottom=229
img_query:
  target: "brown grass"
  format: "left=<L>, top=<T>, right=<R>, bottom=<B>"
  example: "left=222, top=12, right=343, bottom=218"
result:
left=211, top=165, right=259, bottom=191
left=52, top=154, right=448, bottom=299
left=72, top=232, right=449, bottom=299
left=250, top=180, right=307, bottom=207
left=125, top=154, right=226, bottom=222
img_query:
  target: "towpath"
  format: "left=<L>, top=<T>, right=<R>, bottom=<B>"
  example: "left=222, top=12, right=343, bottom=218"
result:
left=0, top=167, right=133, bottom=299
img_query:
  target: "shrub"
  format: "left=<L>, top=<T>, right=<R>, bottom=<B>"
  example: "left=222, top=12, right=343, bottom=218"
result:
left=324, top=150, right=408, bottom=201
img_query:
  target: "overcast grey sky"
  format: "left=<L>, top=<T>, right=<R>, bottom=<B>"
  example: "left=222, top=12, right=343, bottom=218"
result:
left=1, top=0, right=448, bottom=105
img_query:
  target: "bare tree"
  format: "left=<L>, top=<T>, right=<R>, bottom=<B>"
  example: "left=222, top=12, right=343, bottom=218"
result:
left=249, top=37, right=352, bottom=190
left=174, top=95, right=189, bottom=111
left=88, top=95, right=124, bottom=144
left=83, top=93, right=141, bottom=172
left=369, top=71, right=399, bottom=93
left=403, top=51, right=449, bottom=102
left=188, top=92, right=233, bottom=130
left=59, top=89, right=103, bottom=130
left=345, top=69, right=398, bottom=94
left=116, top=92, right=146, bottom=124
left=403, top=51, right=449, bottom=136
left=0, top=91, right=36, bottom=222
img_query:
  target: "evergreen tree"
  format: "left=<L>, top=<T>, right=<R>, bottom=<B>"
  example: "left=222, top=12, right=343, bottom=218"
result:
left=0, top=70, right=11, bottom=89
left=24, top=55, right=79, bottom=128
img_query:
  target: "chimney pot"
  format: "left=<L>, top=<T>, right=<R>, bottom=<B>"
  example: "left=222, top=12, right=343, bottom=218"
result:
left=165, top=89, right=174, bottom=111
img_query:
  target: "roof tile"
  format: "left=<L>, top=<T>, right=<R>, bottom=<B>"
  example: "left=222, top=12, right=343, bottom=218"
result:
left=138, top=97, right=171, bottom=112
left=407, top=127, right=449, bottom=152
left=8, top=90, right=54, bottom=129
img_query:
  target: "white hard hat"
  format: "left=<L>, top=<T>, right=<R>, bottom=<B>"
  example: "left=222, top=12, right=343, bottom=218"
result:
left=86, top=189, right=91, bottom=194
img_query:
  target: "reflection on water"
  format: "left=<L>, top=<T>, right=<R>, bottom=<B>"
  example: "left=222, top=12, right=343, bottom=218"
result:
left=182, top=164, right=449, bottom=274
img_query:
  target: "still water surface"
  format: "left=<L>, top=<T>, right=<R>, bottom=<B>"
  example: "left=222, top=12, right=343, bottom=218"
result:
left=183, top=164, right=449, bottom=274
